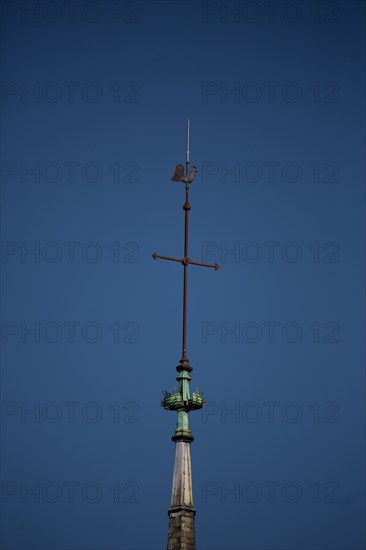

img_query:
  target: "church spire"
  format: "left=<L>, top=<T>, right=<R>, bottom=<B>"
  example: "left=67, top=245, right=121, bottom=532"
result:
left=152, top=119, right=220, bottom=550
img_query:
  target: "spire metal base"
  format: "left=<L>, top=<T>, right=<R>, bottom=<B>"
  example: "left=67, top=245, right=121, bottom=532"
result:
left=167, top=440, right=197, bottom=550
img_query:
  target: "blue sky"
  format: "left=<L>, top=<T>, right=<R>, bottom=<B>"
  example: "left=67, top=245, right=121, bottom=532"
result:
left=1, top=1, right=365, bottom=549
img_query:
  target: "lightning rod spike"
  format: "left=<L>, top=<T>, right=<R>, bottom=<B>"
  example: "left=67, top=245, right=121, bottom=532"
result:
left=186, top=117, right=190, bottom=175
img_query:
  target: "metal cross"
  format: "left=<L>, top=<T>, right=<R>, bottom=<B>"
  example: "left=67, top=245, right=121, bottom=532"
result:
left=152, top=118, right=219, bottom=365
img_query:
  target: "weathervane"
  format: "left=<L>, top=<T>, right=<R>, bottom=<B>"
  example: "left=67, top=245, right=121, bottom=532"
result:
left=152, top=117, right=219, bottom=366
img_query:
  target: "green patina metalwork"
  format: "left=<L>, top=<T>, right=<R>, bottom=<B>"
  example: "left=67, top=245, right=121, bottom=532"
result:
left=177, top=368, right=191, bottom=402
left=162, top=363, right=204, bottom=440
left=161, top=389, right=204, bottom=411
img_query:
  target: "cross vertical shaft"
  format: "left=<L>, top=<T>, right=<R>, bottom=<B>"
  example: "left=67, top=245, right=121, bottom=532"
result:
left=182, top=190, right=190, bottom=360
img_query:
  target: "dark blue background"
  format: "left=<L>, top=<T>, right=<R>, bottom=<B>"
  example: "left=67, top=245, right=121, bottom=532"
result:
left=1, top=1, right=365, bottom=549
